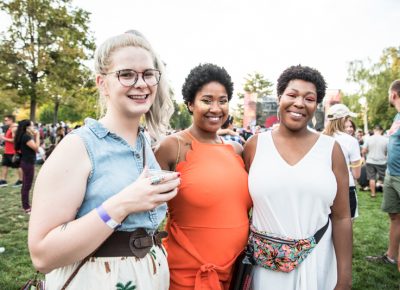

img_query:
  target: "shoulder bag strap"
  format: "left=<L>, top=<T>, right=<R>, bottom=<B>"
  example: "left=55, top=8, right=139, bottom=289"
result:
left=60, top=255, right=91, bottom=290
left=314, top=218, right=330, bottom=244
left=142, top=133, right=146, bottom=168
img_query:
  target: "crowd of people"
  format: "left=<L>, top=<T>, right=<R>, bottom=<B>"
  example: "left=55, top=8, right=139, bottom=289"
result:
left=0, top=30, right=399, bottom=289
left=0, top=120, right=73, bottom=211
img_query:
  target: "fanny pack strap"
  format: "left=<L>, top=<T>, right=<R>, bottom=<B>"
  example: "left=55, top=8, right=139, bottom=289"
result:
left=314, top=218, right=330, bottom=243
left=250, top=217, right=330, bottom=243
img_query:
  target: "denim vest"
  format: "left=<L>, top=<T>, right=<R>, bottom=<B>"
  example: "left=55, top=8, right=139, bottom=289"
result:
left=73, top=118, right=167, bottom=232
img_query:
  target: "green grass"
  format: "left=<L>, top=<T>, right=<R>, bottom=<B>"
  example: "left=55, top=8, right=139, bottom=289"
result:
left=0, top=166, right=399, bottom=289
left=352, top=190, right=399, bottom=289
left=0, top=167, right=40, bottom=290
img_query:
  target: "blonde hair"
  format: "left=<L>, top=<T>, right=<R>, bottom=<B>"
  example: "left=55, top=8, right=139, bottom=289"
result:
left=323, top=116, right=348, bottom=136
left=94, top=33, right=174, bottom=143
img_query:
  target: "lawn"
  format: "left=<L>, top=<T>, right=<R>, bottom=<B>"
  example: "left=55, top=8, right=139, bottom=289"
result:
left=0, top=167, right=399, bottom=289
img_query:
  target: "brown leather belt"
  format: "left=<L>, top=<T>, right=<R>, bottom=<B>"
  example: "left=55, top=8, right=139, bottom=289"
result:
left=93, top=228, right=168, bottom=258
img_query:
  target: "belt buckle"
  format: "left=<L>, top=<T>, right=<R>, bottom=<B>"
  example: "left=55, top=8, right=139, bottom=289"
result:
left=128, top=229, right=152, bottom=259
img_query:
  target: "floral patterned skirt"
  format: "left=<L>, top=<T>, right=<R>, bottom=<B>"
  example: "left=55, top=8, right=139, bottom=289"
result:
left=45, top=245, right=169, bottom=290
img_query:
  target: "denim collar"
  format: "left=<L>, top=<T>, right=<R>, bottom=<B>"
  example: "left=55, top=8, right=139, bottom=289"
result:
left=84, top=118, right=109, bottom=139
left=84, top=118, right=146, bottom=153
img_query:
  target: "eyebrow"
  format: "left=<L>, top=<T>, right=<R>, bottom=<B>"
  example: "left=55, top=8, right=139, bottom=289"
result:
left=287, top=88, right=316, bottom=95
left=201, top=94, right=228, bottom=98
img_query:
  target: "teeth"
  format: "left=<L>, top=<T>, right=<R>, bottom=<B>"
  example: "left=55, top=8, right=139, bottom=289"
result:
left=128, top=95, right=147, bottom=100
left=290, top=112, right=302, bottom=117
left=208, top=117, right=220, bottom=121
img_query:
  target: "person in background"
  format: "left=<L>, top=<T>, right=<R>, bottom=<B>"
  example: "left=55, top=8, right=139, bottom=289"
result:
left=55, top=126, right=65, bottom=145
left=35, top=140, right=47, bottom=165
left=244, top=65, right=352, bottom=290
left=349, top=123, right=370, bottom=191
left=362, top=124, right=388, bottom=197
left=28, top=32, right=180, bottom=289
left=241, top=125, right=253, bottom=141
left=49, top=124, right=56, bottom=144
left=356, top=129, right=365, bottom=148
left=324, top=104, right=362, bottom=219
left=254, top=125, right=262, bottom=134
left=14, top=120, right=41, bottom=213
left=0, top=126, right=4, bottom=146
left=155, top=63, right=252, bottom=289
left=344, top=118, right=356, bottom=137
left=366, top=80, right=400, bottom=268
left=0, top=115, right=23, bottom=187
left=218, top=115, right=245, bottom=145
left=37, top=123, right=45, bottom=142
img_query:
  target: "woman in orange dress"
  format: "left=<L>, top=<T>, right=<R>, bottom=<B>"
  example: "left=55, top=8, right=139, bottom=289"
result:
left=155, top=63, right=252, bottom=290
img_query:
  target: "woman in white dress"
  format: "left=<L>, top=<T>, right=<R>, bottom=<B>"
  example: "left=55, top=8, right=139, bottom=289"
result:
left=244, top=65, right=352, bottom=290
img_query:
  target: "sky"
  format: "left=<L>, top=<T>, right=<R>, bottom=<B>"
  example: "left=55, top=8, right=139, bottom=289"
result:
left=1, top=0, right=399, bottom=107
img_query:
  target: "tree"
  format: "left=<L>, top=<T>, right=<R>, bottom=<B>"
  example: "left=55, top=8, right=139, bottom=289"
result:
left=38, top=84, right=97, bottom=124
left=346, top=46, right=400, bottom=130
left=237, top=72, right=274, bottom=126
left=0, top=0, right=95, bottom=122
left=235, top=92, right=245, bottom=125
left=169, top=99, right=192, bottom=130
left=0, top=89, right=20, bottom=116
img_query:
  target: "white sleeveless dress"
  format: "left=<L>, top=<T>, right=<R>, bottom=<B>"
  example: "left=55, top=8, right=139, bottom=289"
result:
left=248, top=131, right=338, bottom=290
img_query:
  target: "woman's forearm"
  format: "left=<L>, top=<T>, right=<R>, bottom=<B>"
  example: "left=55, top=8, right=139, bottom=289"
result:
left=332, top=216, right=353, bottom=289
left=29, top=209, right=113, bottom=273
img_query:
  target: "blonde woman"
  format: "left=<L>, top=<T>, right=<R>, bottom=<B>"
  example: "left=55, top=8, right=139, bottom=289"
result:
left=28, top=32, right=180, bottom=289
left=324, top=104, right=362, bottom=218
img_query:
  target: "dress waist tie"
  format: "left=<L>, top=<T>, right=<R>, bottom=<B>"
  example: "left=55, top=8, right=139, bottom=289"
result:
left=170, top=221, right=241, bottom=290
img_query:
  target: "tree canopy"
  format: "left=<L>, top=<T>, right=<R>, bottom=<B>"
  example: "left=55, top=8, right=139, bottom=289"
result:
left=0, top=0, right=96, bottom=122
left=345, top=46, right=400, bottom=131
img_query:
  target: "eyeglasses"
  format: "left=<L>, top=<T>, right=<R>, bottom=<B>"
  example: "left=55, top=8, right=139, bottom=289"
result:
left=102, top=69, right=161, bottom=87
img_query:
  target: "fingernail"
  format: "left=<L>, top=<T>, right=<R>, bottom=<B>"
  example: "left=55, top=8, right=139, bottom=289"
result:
left=177, top=173, right=181, bottom=177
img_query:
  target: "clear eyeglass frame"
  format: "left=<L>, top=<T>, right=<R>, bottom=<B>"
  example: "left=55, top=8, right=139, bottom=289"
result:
left=102, top=69, right=161, bottom=87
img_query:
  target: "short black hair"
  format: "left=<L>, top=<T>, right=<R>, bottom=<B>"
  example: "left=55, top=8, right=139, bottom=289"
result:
left=390, top=79, right=400, bottom=95
left=4, top=114, right=15, bottom=122
left=182, top=63, right=234, bottom=114
left=277, top=65, right=327, bottom=104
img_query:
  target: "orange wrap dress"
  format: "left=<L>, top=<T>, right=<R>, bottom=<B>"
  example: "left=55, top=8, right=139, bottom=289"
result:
left=164, top=132, right=252, bottom=290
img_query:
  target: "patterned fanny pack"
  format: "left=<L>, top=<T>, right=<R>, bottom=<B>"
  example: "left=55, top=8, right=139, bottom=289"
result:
left=249, top=219, right=329, bottom=273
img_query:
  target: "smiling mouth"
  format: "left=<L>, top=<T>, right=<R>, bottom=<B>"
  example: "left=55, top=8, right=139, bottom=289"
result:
left=205, top=116, right=222, bottom=122
left=289, top=111, right=305, bottom=117
left=127, top=94, right=149, bottom=100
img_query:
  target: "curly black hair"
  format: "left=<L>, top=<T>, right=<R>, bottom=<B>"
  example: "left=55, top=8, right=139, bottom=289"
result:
left=182, top=63, right=234, bottom=114
left=277, top=65, right=327, bottom=104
